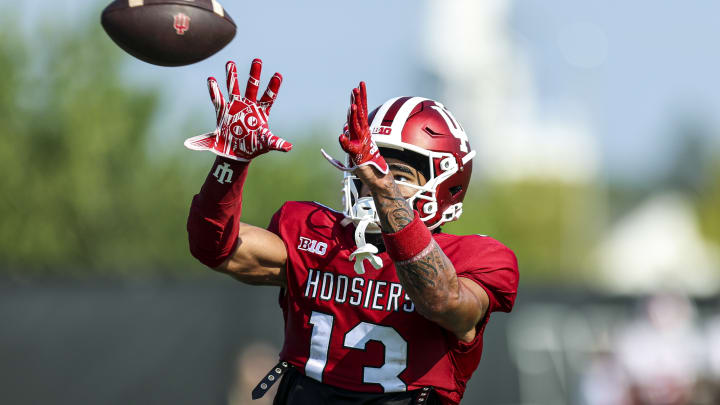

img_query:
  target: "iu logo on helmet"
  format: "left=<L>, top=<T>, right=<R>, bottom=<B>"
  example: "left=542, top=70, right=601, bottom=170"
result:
left=173, top=13, right=191, bottom=35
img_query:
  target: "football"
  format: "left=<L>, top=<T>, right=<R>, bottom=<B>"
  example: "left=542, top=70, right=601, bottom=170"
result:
left=101, top=0, right=236, bottom=67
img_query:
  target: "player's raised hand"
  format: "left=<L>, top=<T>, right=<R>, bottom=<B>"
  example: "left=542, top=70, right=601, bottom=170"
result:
left=240, top=58, right=283, bottom=117
left=185, top=58, right=292, bottom=161
left=321, top=82, right=388, bottom=174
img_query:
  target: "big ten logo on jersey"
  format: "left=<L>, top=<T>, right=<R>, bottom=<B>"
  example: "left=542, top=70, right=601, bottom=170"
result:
left=298, top=236, right=327, bottom=256
left=371, top=126, right=392, bottom=135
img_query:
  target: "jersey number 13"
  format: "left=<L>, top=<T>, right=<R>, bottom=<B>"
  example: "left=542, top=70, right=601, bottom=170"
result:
left=305, top=311, right=408, bottom=392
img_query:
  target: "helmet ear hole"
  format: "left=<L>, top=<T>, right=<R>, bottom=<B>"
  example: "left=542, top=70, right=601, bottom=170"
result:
left=450, top=186, right=462, bottom=196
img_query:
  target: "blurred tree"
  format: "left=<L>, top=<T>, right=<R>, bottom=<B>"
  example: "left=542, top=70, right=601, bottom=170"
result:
left=443, top=180, right=602, bottom=283
left=696, top=160, right=720, bottom=246
left=656, top=116, right=720, bottom=247
left=0, top=13, right=606, bottom=283
left=240, top=128, right=341, bottom=226
left=0, top=17, right=202, bottom=276
left=663, top=117, right=715, bottom=196
left=0, top=11, right=350, bottom=277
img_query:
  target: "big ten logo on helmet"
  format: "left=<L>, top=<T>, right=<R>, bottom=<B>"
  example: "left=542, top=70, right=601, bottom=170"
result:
left=298, top=236, right=327, bottom=256
left=371, top=126, right=392, bottom=135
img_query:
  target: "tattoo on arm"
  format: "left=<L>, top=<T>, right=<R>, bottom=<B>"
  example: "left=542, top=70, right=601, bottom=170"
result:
left=395, top=240, right=459, bottom=316
left=370, top=179, right=462, bottom=324
left=371, top=180, right=453, bottom=297
left=373, top=181, right=414, bottom=233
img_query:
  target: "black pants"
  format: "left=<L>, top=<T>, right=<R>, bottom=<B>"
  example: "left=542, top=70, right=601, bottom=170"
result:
left=273, top=368, right=440, bottom=405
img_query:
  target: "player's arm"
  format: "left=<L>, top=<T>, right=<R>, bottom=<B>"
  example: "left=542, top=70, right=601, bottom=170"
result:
left=341, top=83, right=488, bottom=342
left=369, top=176, right=488, bottom=342
left=214, top=222, right=287, bottom=287
left=185, top=59, right=291, bottom=288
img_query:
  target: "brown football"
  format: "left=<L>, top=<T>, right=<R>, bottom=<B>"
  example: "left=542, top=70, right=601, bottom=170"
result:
left=101, top=0, right=236, bottom=67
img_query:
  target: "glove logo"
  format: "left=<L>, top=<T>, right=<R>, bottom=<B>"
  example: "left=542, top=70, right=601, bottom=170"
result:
left=244, top=114, right=259, bottom=129
left=183, top=59, right=292, bottom=161
left=230, top=119, right=245, bottom=136
left=213, top=162, right=234, bottom=184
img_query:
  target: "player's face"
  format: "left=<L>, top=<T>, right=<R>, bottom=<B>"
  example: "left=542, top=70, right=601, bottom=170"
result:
left=359, top=158, right=427, bottom=199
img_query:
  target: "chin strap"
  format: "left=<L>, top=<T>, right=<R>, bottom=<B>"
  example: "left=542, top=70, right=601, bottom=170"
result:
left=348, top=217, right=383, bottom=275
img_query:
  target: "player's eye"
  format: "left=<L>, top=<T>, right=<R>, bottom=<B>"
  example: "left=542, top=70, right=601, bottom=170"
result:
left=394, top=174, right=411, bottom=182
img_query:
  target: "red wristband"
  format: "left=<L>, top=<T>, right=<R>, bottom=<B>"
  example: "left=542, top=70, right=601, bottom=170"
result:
left=382, top=211, right=433, bottom=263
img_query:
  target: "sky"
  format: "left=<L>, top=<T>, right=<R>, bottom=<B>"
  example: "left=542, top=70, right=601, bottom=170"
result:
left=13, top=0, right=720, bottom=183
left=510, top=1, right=720, bottom=181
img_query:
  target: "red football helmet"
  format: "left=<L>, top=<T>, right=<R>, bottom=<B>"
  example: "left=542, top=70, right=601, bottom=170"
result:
left=339, top=96, right=476, bottom=231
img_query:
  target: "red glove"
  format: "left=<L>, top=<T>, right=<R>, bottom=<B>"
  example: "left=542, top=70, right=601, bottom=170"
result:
left=321, top=82, right=388, bottom=174
left=185, top=59, right=292, bottom=161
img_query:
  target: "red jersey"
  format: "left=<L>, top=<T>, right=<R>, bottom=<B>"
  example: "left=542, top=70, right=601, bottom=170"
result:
left=267, top=201, right=519, bottom=405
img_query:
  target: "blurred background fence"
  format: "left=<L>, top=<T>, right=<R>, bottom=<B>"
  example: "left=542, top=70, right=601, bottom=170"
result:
left=2, top=283, right=720, bottom=404
left=1, top=1, right=719, bottom=404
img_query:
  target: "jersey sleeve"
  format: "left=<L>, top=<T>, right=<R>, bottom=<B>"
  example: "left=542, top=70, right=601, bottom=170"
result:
left=455, top=236, right=519, bottom=314
left=267, top=204, right=284, bottom=236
